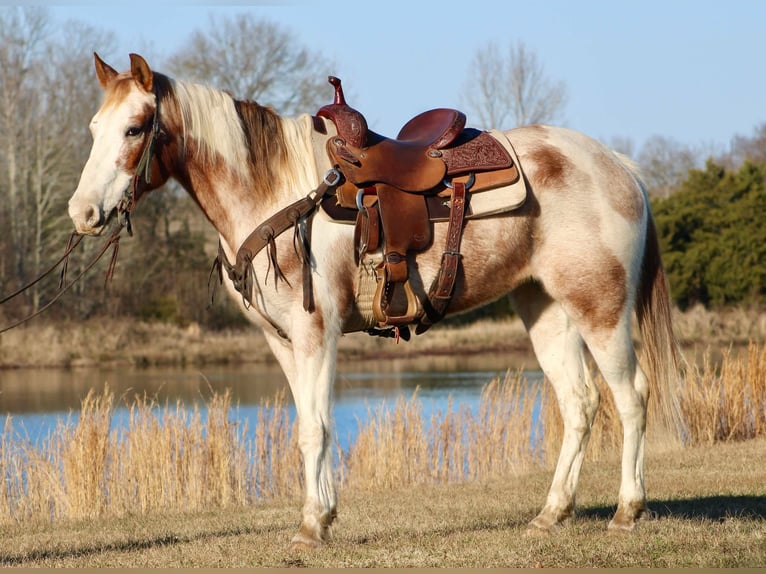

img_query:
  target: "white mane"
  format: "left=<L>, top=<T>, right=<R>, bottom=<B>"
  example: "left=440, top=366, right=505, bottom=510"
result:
left=170, top=79, right=251, bottom=182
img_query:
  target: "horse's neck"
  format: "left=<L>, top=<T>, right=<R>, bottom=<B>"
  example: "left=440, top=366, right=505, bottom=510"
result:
left=177, top=114, right=331, bottom=256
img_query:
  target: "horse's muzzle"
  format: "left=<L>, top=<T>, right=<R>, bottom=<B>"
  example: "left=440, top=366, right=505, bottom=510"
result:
left=69, top=203, right=110, bottom=236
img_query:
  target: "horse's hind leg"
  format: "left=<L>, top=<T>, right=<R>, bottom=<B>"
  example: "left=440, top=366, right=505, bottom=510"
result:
left=577, top=314, right=651, bottom=531
left=509, top=282, right=600, bottom=532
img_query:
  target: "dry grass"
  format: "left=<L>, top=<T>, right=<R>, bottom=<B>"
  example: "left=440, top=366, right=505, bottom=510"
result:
left=0, top=319, right=274, bottom=369
left=681, top=341, right=766, bottom=444
left=1, top=341, right=765, bottom=530
left=0, top=436, right=763, bottom=567
left=0, top=388, right=303, bottom=525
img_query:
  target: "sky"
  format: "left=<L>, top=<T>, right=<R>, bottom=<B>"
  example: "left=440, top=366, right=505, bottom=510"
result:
left=45, top=0, right=766, bottom=155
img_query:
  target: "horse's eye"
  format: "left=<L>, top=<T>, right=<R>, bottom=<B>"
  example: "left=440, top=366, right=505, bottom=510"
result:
left=125, top=126, right=142, bottom=137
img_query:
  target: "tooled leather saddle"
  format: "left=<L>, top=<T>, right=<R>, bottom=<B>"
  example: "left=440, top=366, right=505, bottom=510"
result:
left=316, top=77, right=520, bottom=338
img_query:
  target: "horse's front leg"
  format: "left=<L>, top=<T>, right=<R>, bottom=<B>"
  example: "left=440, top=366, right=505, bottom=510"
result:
left=263, top=314, right=340, bottom=549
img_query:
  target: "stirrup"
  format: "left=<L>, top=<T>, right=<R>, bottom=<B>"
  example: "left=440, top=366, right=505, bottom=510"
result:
left=372, top=265, right=420, bottom=326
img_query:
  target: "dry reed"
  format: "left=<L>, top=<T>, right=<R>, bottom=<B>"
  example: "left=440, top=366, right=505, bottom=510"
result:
left=0, top=342, right=764, bottom=527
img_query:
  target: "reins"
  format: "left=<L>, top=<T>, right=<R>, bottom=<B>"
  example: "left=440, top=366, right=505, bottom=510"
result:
left=0, top=228, right=123, bottom=335
left=0, top=84, right=162, bottom=334
left=0, top=231, right=82, bottom=306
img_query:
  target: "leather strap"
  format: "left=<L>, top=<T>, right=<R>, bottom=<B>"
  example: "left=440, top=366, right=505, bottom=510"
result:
left=417, top=180, right=468, bottom=334
left=211, top=170, right=342, bottom=338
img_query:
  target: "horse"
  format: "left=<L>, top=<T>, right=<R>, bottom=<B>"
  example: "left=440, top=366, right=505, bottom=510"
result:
left=68, top=53, right=680, bottom=549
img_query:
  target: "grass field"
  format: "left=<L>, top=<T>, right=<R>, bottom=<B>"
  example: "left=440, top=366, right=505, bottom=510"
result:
left=0, top=436, right=762, bottom=567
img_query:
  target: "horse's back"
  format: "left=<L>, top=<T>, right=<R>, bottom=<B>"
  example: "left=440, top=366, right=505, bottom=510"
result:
left=398, top=124, right=650, bottom=321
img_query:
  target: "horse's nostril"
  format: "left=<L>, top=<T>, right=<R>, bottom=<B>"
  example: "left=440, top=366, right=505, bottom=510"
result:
left=84, top=205, right=102, bottom=227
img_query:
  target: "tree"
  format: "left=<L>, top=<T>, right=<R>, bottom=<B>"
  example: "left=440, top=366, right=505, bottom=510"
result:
left=0, top=8, right=115, bottom=315
left=461, top=41, right=568, bottom=129
left=166, top=13, right=335, bottom=115
left=653, top=160, right=766, bottom=309
left=729, top=122, right=766, bottom=168
left=0, top=7, right=47, bottom=296
left=637, top=135, right=701, bottom=198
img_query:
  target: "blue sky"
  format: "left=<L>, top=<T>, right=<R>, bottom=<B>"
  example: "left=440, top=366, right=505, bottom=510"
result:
left=48, top=1, right=765, bottom=154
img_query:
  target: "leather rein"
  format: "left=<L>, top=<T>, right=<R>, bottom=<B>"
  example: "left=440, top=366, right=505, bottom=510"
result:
left=0, top=86, right=162, bottom=334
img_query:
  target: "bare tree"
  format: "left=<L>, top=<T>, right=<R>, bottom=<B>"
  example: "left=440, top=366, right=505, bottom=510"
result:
left=729, top=122, right=766, bottom=167
left=0, top=7, right=48, bottom=293
left=461, top=41, right=568, bottom=129
left=607, top=135, right=637, bottom=159
left=0, top=8, right=112, bottom=312
left=637, top=135, right=701, bottom=198
left=166, top=13, right=335, bottom=115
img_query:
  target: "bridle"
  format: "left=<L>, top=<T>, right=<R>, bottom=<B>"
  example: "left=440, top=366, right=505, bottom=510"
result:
left=0, top=85, right=163, bottom=333
left=118, top=83, right=163, bottom=236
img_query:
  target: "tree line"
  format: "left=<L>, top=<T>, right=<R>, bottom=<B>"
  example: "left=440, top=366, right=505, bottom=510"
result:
left=0, top=6, right=763, bottom=332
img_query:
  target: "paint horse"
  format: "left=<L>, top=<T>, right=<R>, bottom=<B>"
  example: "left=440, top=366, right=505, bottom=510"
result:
left=68, top=53, right=679, bottom=548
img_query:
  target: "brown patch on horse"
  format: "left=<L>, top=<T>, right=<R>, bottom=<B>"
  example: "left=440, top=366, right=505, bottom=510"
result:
left=101, top=75, right=136, bottom=110
left=597, top=152, right=645, bottom=223
left=179, top=140, right=244, bottom=243
left=118, top=102, right=155, bottom=169
left=551, top=244, right=627, bottom=334
left=527, top=144, right=575, bottom=189
left=234, top=100, right=289, bottom=205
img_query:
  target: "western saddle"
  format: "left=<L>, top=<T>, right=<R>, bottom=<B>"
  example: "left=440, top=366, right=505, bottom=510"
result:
left=317, top=77, right=519, bottom=338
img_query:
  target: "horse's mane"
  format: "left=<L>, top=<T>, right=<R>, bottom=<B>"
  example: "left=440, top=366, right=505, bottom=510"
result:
left=158, top=73, right=288, bottom=203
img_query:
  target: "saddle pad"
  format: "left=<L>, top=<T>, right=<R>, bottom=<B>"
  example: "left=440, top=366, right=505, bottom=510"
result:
left=435, top=130, right=527, bottom=221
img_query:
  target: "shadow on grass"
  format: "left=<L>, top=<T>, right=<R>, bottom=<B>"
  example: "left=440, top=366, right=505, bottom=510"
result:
left=0, top=523, right=283, bottom=566
left=580, top=495, right=766, bottom=521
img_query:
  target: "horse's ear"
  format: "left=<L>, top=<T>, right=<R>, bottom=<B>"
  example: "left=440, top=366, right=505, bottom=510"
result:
left=94, top=52, right=118, bottom=89
left=129, top=53, right=153, bottom=93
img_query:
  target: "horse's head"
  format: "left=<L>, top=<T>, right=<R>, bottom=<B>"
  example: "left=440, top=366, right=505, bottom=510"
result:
left=69, top=53, right=171, bottom=235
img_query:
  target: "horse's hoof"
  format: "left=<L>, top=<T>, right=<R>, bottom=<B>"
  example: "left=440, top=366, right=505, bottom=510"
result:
left=525, top=514, right=563, bottom=536
left=608, top=502, right=653, bottom=532
left=289, top=519, right=331, bottom=551
left=289, top=531, right=323, bottom=551
left=607, top=518, right=636, bottom=533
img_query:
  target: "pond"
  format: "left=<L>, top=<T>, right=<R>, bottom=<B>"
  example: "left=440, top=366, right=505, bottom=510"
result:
left=0, top=352, right=543, bottom=451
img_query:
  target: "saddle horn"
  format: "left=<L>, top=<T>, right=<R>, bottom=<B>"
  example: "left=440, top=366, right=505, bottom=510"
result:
left=317, top=76, right=368, bottom=148
left=328, top=76, right=346, bottom=105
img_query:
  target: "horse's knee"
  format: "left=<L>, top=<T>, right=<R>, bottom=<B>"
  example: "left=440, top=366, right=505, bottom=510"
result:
left=296, top=417, right=330, bottom=453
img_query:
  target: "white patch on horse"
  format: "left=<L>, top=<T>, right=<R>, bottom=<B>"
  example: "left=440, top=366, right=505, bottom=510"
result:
left=172, top=80, right=251, bottom=183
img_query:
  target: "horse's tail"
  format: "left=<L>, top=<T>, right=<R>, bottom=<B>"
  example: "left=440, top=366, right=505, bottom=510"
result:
left=615, top=152, right=684, bottom=443
left=637, top=213, right=685, bottom=443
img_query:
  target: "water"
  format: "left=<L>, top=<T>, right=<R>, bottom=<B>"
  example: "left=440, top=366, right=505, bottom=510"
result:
left=0, top=353, right=542, bottom=451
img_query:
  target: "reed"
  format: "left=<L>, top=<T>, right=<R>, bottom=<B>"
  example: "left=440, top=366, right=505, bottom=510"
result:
left=0, top=342, right=764, bottom=527
left=680, top=342, right=766, bottom=444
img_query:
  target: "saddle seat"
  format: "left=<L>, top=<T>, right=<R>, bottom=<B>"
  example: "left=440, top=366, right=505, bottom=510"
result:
left=318, top=77, right=466, bottom=192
